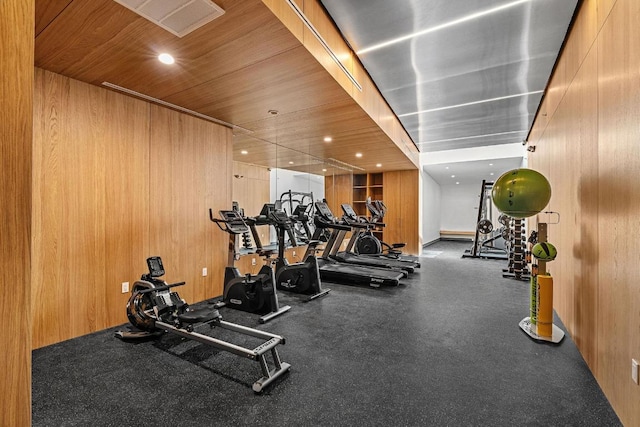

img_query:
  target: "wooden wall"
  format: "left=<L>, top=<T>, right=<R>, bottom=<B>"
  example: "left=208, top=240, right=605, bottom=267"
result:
left=32, top=68, right=232, bottom=349
left=527, top=0, right=639, bottom=424
left=383, top=170, right=420, bottom=255
left=324, top=173, right=353, bottom=216
left=1, top=1, right=33, bottom=425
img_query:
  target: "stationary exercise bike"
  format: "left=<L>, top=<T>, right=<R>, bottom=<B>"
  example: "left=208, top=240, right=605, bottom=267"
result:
left=265, top=207, right=330, bottom=302
left=115, top=256, right=290, bottom=392
left=209, top=208, right=291, bottom=323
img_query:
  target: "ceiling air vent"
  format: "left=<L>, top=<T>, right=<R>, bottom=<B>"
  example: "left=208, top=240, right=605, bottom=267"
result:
left=113, top=0, right=225, bottom=37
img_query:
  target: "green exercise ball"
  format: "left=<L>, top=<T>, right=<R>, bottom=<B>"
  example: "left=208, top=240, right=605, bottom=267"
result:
left=532, top=242, right=557, bottom=261
left=491, top=168, right=551, bottom=218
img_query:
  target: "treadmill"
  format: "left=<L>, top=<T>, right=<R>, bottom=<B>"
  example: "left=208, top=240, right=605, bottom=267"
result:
left=338, top=204, right=420, bottom=273
left=303, top=202, right=404, bottom=287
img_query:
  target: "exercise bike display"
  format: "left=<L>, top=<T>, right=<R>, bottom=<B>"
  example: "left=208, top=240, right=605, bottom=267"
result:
left=265, top=206, right=330, bottom=302
left=115, top=256, right=290, bottom=393
left=209, top=208, right=291, bottom=323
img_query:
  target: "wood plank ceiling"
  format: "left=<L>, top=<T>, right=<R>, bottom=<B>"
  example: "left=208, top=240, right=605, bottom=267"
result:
left=34, top=0, right=418, bottom=175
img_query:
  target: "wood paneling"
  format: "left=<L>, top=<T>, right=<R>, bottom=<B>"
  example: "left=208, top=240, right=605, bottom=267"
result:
left=596, top=0, right=640, bottom=423
left=382, top=171, right=420, bottom=255
left=32, top=70, right=232, bottom=348
left=302, top=0, right=354, bottom=94
left=527, top=0, right=640, bottom=424
left=324, top=174, right=353, bottom=215
left=1, top=1, right=33, bottom=425
left=35, top=0, right=72, bottom=36
left=32, top=69, right=151, bottom=347
left=149, top=105, right=232, bottom=304
left=34, top=0, right=419, bottom=176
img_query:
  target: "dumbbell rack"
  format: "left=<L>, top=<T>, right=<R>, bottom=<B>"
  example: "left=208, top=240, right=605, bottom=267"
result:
left=502, top=218, right=530, bottom=281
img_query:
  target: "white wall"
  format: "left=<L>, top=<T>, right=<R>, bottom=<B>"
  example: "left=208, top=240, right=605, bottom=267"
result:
left=423, top=143, right=526, bottom=165
left=270, top=168, right=325, bottom=209
left=440, top=183, right=481, bottom=232
left=421, top=170, right=441, bottom=245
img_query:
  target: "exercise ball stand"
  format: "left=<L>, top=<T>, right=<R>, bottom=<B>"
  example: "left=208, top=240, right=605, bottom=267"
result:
left=519, top=222, right=565, bottom=344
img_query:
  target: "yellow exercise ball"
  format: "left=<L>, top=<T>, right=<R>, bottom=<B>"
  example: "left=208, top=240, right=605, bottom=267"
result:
left=491, top=168, right=551, bottom=218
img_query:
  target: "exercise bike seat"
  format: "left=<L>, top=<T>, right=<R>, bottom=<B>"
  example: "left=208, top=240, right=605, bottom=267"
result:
left=257, top=249, right=276, bottom=258
left=177, top=307, right=221, bottom=324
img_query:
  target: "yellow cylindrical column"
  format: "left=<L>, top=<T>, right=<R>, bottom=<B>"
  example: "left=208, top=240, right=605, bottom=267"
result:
left=536, top=275, right=553, bottom=337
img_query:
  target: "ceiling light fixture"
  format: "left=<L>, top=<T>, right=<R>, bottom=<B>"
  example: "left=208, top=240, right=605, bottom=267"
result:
left=399, top=91, right=543, bottom=118
left=240, top=150, right=248, bottom=155
left=357, top=0, right=530, bottom=54
left=289, top=161, right=294, bottom=164
left=489, top=163, right=494, bottom=166
left=456, top=182, right=460, bottom=185
left=490, top=173, right=495, bottom=176
left=324, top=136, right=332, bottom=142
left=418, top=130, right=527, bottom=145
left=376, top=163, right=382, bottom=168
left=158, top=53, right=175, bottom=64
left=451, top=175, right=456, bottom=178
left=355, top=153, right=363, bottom=158
left=322, top=168, right=327, bottom=172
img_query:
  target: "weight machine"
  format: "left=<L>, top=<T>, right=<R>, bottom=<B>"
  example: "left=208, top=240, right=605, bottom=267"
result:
left=463, top=180, right=508, bottom=260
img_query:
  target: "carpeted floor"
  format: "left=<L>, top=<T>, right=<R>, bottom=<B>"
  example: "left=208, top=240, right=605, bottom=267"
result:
left=32, top=241, right=621, bottom=426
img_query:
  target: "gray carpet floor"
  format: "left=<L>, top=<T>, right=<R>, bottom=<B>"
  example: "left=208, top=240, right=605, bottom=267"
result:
left=32, top=241, right=621, bottom=426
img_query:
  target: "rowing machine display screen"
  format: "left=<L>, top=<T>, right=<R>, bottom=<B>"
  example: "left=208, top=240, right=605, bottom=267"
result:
left=147, top=257, right=165, bottom=277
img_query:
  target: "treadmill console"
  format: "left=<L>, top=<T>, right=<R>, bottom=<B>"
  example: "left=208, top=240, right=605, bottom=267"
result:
left=341, top=204, right=358, bottom=220
left=314, top=201, right=334, bottom=221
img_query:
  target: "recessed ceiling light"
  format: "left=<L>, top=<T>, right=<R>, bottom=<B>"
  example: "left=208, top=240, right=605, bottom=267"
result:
left=289, top=161, right=294, bottom=164
left=322, top=168, right=327, bottom=172
left=490, top=173, right=494, bottom=176
left=445, top=166, right=449, bottom=170
left=355, top=153, right=363, bottom=158
left=376, top=163, right=382, bottom=168
left=451, top=175, right=456, bottom=178
left=456, top=182, right=460, bottom=185
left=324, top=136, right=332, bottom=142
left=489, top=163, right=494, bottom=166
left=158, top=53, right=175, bottom=64
left=240, top=150, right=248, bottom=155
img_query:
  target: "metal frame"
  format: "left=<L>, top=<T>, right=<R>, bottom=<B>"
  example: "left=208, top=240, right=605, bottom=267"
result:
left=155, top=317, right=290, bottom=392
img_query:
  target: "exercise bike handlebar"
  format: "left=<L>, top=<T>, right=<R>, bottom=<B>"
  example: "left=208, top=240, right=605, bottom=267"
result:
left=209, top=208, right=249, bottom=234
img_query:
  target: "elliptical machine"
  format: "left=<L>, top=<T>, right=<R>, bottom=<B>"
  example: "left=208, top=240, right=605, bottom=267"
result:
left=356, top=198, right=406, bottom=258
left=209, top=208, right=290, bottom=323
left=265, top=206, right=330, bottom=302
left=115, top=256, right=291, bottom=393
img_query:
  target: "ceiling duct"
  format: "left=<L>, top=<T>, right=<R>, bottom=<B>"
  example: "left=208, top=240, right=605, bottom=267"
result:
left=113, top=0, right=225, bottom=37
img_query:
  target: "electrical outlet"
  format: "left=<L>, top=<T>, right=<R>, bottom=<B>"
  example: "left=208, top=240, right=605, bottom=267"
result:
left=121, top=282, right=129, bottom=294
left=632, top=359, right=639, bottom=385
left=202, top=267, right=207, bottom=277
left=292, top=250, right=296, bottom=257
left=251, top=258, right=256, bottom=266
